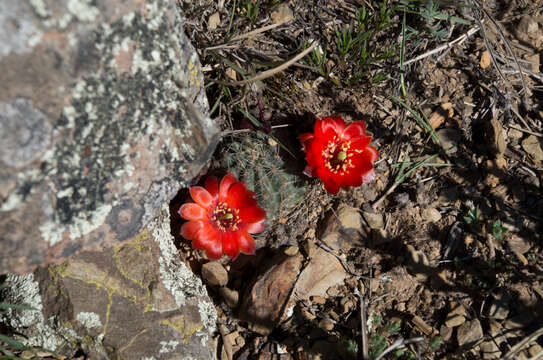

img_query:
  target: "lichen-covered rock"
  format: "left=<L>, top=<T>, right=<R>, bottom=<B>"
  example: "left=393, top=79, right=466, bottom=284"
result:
left=0, top=0, right=219, bottom=274
left=0, top=204, right=217, bottom=359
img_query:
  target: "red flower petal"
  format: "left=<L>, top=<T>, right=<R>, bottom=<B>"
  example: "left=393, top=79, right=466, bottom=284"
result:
left=180, top=220, right=204, bottom=240
left=239, top=205, right=266, bottom=224
left=219, top=173, right=238, bottom=199
left=192, top=222, right=220, bottom=250
left=364, top=145, right=379, bottom=163
left=349, top=135, right=372, bottom=150
left=190, top=186, right=213, bottom=208
left=222, top=231, right=241, bottom=259
left=226, top=182, right=257, bottom=209
left=205, top=176, right=219, bottom=199
left=315, top=117, right=344, bottom=138
left=245, top=219, right=265, bottom=234
left=299, top=133, right=314, bottom=149
left=323, top=181, right=341, bottom=195
left=204, top=241, right=223, bottom=260
left=179, top=203, right=207, bottom=221
left=238, top=230, right=256, bottom=255
left=343, top=121, right=367, bottom=139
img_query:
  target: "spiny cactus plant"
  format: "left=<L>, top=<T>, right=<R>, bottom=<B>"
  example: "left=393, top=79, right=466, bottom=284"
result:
left=216, top=132, right=306, bottom=222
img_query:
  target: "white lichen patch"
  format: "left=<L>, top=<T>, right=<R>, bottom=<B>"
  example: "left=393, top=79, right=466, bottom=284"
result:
left=159, top=340, right=179, bottom=354
left=0, top=2, right=43, bottom=59
left=76, top=312, right=103, bottom=330
left=29, top=0, right=50, bottom=18
left=40, top=203, right=113, bottom=246
left=0, top=274, right=67, bottom=350
left=151, top=204, right=217, bottom=338
left=67, top=0, right=99, bottom=22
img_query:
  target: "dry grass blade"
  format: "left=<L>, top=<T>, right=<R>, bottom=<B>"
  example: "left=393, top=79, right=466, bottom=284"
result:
left=212, top=41, right=319, bottom=86
left=374, top=337, right=425, bottom=360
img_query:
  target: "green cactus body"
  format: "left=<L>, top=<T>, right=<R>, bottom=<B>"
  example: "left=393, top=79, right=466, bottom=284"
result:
left=217, top=132, right=306, bottom=222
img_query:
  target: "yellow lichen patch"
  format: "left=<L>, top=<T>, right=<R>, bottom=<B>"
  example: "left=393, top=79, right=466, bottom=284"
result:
left=188, top=59, right=201, bottom=87
left=160, top=316, right=204, bottom=345
left=118, top=328, right=148, bottom=355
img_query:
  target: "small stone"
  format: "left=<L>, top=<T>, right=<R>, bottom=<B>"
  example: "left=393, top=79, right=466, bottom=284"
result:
left=480, top=50, right=491, bottom=69
left=284, top=246, right=299, bottom=256
left=480, top=339, right=501, bottom=359
left=202, top=262, right=228, bottom=286
left=440, top=325, right=453, bottom=342
left=526, top=53, right=540, bottom=73
left=219, top=287, right=239, bottom=308
left=239, top=253, right=303, bottom=335
left=508, top=128, right=524, bottom=139
left=422, top=207, right=442, bottom=223
left=522, top=135, right=543, bottom=162
left=321, top=205, right=364, bottom=252
left=318, top=318, right=335, bottom=331
left=457, top=319, right=483, bottom=348
left=208, top=12, right=221, bottom=30
left=271, top=3, right=293, bottom=24
left=362, top=208, right=384, bottom=229
left=488, top=293, right=510, bottom=320
left=507, top=234, right=532, bottom=254
left=294, top=247, right=347, bottom=300
left=311, top=295, right=326, bottom=305
left=445, top=314, right=465, bottom=327
left=488, top=118, right=507, bottom=156
left=445, top=302, right=466, bottom=327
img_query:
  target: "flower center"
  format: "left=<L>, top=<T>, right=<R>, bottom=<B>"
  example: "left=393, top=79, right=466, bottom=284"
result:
left=211, top=202, right=240, bottom=232
left=322, top=136, right=354, bottom=174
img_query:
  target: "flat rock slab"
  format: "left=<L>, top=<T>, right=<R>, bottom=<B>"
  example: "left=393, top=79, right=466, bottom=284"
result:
left=0, top=205, right=217, bottom=359
left=0, top=0, right=218, bottom=274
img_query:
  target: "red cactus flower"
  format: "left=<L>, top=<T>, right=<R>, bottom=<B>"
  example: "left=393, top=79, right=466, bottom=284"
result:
left=178, top=173, right=266, bottom=260
left=299, top=117, right=379, bottom=194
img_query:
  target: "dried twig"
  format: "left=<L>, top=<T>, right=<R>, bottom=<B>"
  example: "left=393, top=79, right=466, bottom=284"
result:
left=403, top=27, right=480, bottom=66
left=359, top=289, right=369, bottom=360
left=504, top=327, right=543, bottom=360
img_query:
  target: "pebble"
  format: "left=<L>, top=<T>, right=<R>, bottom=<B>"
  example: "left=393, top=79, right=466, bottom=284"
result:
left=208, top=12, right=221, bottom=30
left=457, top=319, right=483, bottom=348
left=219, top=287, right=239, bottom=308
left=311, top=295, right=326, bottom=305
left=480, top=339, right=501, bottom=359
left=362, top=207, right=384, bottom=229
left=440, top=325, right=453, bottom=342
left=422, top=207, right=442, bottom=223
left=488, top=293, right=510, bottom=320
left=522, top=135, right=543, bottom=162
left=284, top=246, right=299, bottom=256
left=318, top=318, right=335, bottom=331
left=202, top=262, right=228, bottom=286
left=446, top=302, right=467, bottom=329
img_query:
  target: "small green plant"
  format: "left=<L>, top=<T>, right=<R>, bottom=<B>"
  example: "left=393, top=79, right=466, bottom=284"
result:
left=217, top=132, right=306, bottom=222
left=463, top=207, right=480, bottom=224
left=491, top=220, right=507, bottom=242
left=369, top=319, right=401, bottom=359
left=429, top=336, right=442, bottom=351
left=241, top=0, right=260, bottom=23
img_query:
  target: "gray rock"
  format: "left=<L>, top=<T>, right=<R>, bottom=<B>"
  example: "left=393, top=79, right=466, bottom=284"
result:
left=0, top=205, right=217, bottom=359
left=0, top=0, right=218, bottom=274
left=457, top=319, right=483, bottom=348
left=202, top=262, right=229, bottom=287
